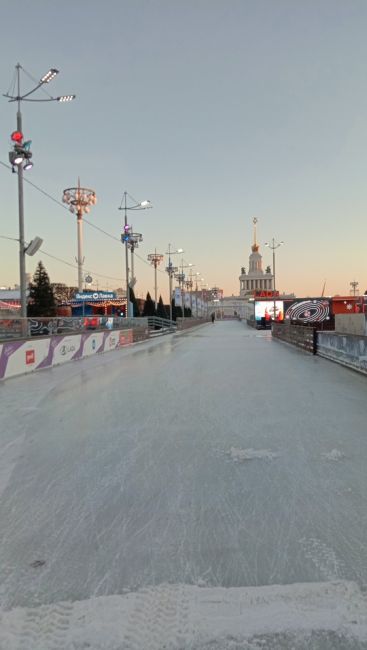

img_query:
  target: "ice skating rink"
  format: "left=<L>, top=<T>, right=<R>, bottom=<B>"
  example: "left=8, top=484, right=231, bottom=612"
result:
left=1, top=321, right=367, bottom=649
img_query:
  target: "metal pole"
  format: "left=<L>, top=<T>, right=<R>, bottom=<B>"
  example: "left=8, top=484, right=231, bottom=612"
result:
left=130, top=243, right=135, bottom=292
left=181, top=258, right=185, bottom=322
left=77, top=209, right=83, bottom=292
left=154, top=264, right=158, bottom=309
left=124, top=192, right=130, bottom=318
left=168, top=244, right=173, bottom=324
left=273, top=239, right=276, bottom=321
left=16, top=64, right=27, bottom=320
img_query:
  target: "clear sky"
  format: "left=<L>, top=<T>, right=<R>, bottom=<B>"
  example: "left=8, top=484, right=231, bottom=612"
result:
left=1, top=0, right=367, bottom=301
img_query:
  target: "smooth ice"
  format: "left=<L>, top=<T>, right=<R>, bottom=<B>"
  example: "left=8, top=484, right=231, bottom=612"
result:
left=1, top=321, right=367, bottom=648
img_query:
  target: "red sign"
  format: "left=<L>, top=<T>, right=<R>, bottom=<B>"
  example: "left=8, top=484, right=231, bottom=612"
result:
left=254, top=290, right=279, bottom=298
left=26, top=349, right=35, bottom=365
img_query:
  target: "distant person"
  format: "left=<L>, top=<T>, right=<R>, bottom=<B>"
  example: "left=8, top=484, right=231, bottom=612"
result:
left=211, top=313, right=215, bottom=323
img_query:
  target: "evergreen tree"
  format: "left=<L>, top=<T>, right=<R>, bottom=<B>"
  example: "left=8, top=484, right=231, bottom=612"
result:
left=129, top=286, right=140, bottom=317
left=142, top=291, right=156, bottom=317
left=156, top=295, right=168, bottom=319
left=28, top=261, right=56, bottom=317
left=171, top=298, right=178, bottom=321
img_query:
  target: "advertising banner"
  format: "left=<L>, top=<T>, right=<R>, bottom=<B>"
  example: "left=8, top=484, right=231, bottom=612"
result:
left=255, top=300, right=284, bottom=323
left=53, top=335, right=82, bottom=365
left=192, top=295, right=197, bottom=316
left=174, top=288, right=182, bottom=307
left=0, top=338, right=51, bottom=379
left=82, top=332, right=104, bottom=357
left=284, top=299, right=331, bottom=323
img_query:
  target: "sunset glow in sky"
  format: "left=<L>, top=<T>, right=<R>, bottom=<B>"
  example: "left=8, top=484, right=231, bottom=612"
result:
left=1, top=0, right=367, bottom=301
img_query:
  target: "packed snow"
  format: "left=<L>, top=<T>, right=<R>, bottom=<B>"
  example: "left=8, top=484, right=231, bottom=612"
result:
left=1, top=321, right=367, bottom=648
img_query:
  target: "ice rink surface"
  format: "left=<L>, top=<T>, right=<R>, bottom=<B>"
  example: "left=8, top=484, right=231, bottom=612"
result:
left=1, top=321, right=367, bottom=648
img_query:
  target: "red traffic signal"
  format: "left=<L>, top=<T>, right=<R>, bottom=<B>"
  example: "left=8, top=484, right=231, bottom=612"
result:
left=11, top=131, right=23, bottom=143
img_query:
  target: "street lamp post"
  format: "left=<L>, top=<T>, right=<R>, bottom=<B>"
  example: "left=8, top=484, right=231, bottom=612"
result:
left=165, top=245, right=183, bottom=324
left=265, top=238, right=284, bottom=321
left=128, top=231, right=143, bottom=291
left=118, top=192, right=152, bottom=318
left=62, top=180, right=97, bottom=291
left=148, top=249, right=164, bottom=308
left=3, top=63, right=75, bottom=317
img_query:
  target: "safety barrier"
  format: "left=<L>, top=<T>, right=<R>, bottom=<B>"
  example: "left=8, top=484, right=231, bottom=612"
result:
left=272, top=322, right=317, bottom=354
left=0, top=329, right=133, bottom=381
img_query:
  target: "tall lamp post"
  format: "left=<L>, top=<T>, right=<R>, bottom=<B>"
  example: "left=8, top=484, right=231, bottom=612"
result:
left=119, top=192, right=152, bottom=317
left=62, top=180, right=97, bottom=292
left=148, top=249, right=164, bottom=308
left=128, top=232, right=143, bottom=291
left=265, top=238, right=284, bottom=321
left=3, top=63, right=75, bottom=317
left=165, top=245, right=183, bottom=323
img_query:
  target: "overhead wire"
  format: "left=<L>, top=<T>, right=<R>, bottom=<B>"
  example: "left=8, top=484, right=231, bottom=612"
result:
left=0, top=160, right=169, bottom=276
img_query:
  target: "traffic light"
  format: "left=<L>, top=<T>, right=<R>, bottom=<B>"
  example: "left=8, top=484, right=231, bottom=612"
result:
left=9, top=132, right=33, bottom=171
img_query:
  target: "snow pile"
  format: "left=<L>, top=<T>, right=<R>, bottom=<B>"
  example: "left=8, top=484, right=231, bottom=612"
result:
left=322, top=449, right=345, bottom=461
left=228, top=447, right=279, bottom=462
left=0, top=581, right=366, bottom=649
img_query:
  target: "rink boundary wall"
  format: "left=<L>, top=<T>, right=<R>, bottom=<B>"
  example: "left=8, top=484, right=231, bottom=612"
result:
left=0, top=329, right=134, bottom=381
left=271, top=323, right=317, bottom=354
left=317, top=331, right=367, bottom=375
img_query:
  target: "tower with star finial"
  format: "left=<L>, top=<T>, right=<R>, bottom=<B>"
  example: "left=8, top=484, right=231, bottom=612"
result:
left=239, top=218, right=274, bottom=297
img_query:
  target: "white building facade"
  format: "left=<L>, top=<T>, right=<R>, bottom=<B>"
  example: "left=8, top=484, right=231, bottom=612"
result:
left=239, top=218, right=273, bottom=298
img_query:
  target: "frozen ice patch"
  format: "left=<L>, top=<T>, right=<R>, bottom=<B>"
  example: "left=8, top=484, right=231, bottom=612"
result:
left=322, top=449, right=345, bottom=461
left=1, top=581, right=367, bottom=649
left=228, top=447, right=279, bottom=463
left=299, top=537, right=346, bottom=581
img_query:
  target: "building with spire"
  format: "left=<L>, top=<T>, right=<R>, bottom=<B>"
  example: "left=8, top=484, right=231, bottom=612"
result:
left=239, top=218, right=273, bottom=297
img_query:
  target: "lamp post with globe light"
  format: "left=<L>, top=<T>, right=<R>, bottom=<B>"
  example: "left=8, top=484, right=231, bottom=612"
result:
left=118, top=192, right=152, bottom=317
left=3, top=63, right=75, bottom=317
left=62, top=180, right=97, bottom=292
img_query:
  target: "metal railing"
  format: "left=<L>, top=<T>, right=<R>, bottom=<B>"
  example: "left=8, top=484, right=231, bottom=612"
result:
left=147, top=316, right=177, bottom=334
left=0, top=316, right=178, bottom=341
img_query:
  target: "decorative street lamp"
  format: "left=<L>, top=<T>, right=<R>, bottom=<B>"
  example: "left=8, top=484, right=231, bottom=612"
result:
left=265, top=238, right=284, bottom=321
left=165, top=244, right=183, bottom=324
left=118, top=192, right=152, bottom=317
left=148, top=250, right=164, bottom=308
left=3, top=63, right=75, bottom=318
left=62, top=180, right=97, bottom=292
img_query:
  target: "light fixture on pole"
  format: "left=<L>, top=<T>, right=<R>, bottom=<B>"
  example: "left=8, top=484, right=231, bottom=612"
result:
left=118, top=192, right=152, bottom=317
left=148, top=250, right=164, bottom=308
left=350, top=281, right=359, bottom=297
left=3, top=63, right=75, bottom=318
left=265, top=238, right=284, bottom=321
left=128, top=232, right=143, bottom=291
left=62, top=180, right=97, bottom=292
left=165, top=245, right=183, bottom=324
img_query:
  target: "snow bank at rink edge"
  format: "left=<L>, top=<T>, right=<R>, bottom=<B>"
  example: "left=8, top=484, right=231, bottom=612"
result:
left=1, top=580, right=367, bottom=649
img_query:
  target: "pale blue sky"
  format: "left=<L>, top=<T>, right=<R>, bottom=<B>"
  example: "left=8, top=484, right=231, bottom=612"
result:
left=1, top=0, right=367, bottom=299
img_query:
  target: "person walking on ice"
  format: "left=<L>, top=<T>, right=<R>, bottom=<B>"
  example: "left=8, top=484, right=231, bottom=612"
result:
left=211, top=313, right=215, bottom=323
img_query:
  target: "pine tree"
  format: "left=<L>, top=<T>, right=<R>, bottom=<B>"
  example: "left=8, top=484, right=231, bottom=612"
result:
left=129, top=287, right=140, bottom=317
left=142, top=291, right=156, bottom=317
left=171, top=298, right=178, bottom=321
left=156, top=295, right=168, bottom=320
left=28, top=261, right=56, bottom=317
